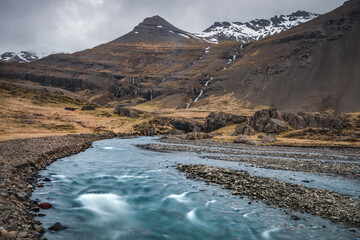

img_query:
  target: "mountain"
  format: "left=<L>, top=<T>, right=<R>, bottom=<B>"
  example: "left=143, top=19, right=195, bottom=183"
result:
left=0, top=16, right=210, bottom=105
left=196, top=11, right=320, bottom=43
left=112, top=15, right=205, bottom=44
left=0, top=51, right=39, bottom=63
left=0, top=1, right=359, bottom=112
left=205, top=0, right=360, bottom=112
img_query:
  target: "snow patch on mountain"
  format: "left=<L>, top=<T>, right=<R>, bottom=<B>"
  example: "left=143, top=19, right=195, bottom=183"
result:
left=195, top=11, right=320, bottom=43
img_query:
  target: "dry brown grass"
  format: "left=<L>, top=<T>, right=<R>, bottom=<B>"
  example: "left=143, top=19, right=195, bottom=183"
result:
left=0, top=84, right=153, bottom=141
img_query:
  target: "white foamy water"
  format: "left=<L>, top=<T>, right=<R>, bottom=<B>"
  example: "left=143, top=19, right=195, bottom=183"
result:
left=162, top=192, right=190, bottom=203
left=186, top=208, right=205, bottom=226
left=205, top=200, right=217, bottom=207
left=76, top=193, right=130, bottom=219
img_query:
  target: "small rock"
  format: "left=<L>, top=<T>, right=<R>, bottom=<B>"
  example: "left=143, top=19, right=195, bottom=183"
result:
left=0, top=229, right=17, bottom=240
left=234, top=135, right=256, bottom=145
left=291, top=215, right=301, bottom=220
left=48, top=222, right=66, bottom=232
left=18, top=232, right=28, bottom=238
left=39, top=202, right=52, bottom=209
left=43, top=178, right=51, bottom=182
left=258, top=135, right=276, bottom=143
left=185, top=132, right=203, bottom=140
left=33, top=224, right=44, bottom=233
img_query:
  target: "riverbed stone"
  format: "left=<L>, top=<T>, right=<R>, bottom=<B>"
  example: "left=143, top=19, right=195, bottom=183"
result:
left=234, top=135, right=256, bottom=145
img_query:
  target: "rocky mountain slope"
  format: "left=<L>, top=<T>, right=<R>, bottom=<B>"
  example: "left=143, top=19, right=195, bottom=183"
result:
left=205, top=0, right=360, bottom=112
left=196, top=11, right=320, bottom=43
left=0, top=0, right=359, bottom=112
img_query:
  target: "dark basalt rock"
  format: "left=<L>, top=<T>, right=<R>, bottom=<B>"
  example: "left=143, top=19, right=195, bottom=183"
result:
left=81, top=105, right=96, bottom=111
left=172, top=118, right=203, bottom=133
left=114, top=106, right=144, bottom=118
left=205, top=112, right=247, bottom=132
left=232, top=124, right=255, bottom=136
left=281, top=112, right=345, bottom=130
left=248, top=108, right=287, bottom=133
left=48, top=222, right=67, bottom=232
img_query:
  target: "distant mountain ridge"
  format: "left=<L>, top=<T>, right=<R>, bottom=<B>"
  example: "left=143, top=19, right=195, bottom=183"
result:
left=0, top=51, right=39, bottom=63
left=196, top=11, right=320, bottom=43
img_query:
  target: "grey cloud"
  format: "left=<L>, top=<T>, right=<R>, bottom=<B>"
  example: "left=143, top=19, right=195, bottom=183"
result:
left=0, top=0, right=345, bottom=54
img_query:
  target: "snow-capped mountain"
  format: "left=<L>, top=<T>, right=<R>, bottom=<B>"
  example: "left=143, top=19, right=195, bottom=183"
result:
left=0, top=51, right=40, bottom=63
left=195, top=11, right=320, bottom=43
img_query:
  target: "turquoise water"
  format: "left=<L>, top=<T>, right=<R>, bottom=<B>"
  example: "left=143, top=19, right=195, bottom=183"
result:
left=32, top=137, right=360, bottom=240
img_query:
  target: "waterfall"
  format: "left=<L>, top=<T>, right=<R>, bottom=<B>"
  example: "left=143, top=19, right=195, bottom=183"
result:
left=194, top=90, right=204, bottom=103
left=204, top=77, right=213, bottom=87
left=150, top=90, right=153, bottom=100
left=185, top=103, right=191, bottom=110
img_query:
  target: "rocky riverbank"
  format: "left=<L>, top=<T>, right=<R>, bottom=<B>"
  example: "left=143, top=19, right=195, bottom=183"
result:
left=0, top=133, right=117, bottom=240
left=177, top=164, right=360, bottom=227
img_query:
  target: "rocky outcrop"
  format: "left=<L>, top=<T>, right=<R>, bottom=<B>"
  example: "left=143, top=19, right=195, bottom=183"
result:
left=248, top=108, right=346, bottom=133
left=232, top=124, right=255, bottom=136
left=248, top=108, right=288, bottom=133
left=172, top=118, right=204, bottom=133
left=281, top=112, right=345, bottom=130
left=114, top=106, right=144, bottom=118
left=205, top=112, right=247, bottom=132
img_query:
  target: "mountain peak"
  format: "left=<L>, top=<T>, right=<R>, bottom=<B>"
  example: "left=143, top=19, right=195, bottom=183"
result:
left=111, top=15, right=201, bottom=44
left=133, top=15, right=183, bottom=33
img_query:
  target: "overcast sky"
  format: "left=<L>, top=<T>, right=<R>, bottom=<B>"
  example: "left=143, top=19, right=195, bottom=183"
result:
left=0, top=0, right=344, bottom=55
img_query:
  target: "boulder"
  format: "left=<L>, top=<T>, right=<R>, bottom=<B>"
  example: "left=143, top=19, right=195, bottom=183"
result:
left=48, top=222, right=66, bottom=232
left=234, top=135, right=256, bottom=145
left=205, top=112, right=247, bottom=132
left=263, top=118, right=288, bottom=133
left=114, top=106, right=144, bottom=118
left=249, top=108, right=287, bottom=133
left=258, top=135, right=276, bottom=143
left=81, top=105, right=96, bottom=111
left=232, top=124, right=255, bottom=136
left=185, top=132, right=203, bottom=140
left=172, top=118, right=204, bottom=133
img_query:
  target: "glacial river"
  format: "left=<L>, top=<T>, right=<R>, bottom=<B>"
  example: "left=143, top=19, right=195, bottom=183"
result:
left=32, top=137, right=360, bottom=239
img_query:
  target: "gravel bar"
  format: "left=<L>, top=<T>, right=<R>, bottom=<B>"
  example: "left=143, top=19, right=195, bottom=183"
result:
left=177, top=164, right=360, bottom=227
